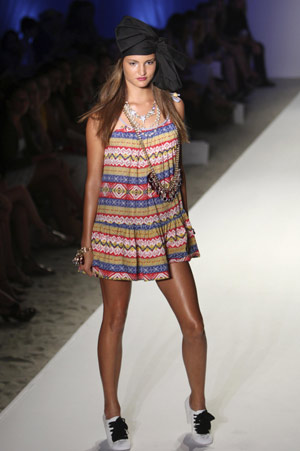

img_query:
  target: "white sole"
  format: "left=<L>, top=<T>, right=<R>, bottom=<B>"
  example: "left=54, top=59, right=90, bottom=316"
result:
left=102, top=415, right=131, bottom=450
left=184, top=397, right=213, bottom=446
left=185, top=397, right=192, bottom=424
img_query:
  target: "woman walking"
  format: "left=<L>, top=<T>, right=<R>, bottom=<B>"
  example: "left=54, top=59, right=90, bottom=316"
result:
left=74, top=16, right=215, bottom=450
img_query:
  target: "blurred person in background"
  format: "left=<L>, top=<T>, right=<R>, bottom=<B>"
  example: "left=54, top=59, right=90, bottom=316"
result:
left=0, top=191, right=36, bottom=323
left=0, top=83, right=82, bottom=240
left=0, top=185, right=32, bottom=288
left=39, top=62, right=85, bottom=152
left=62, top=0, right=101, bottom=56
left=0, top=182, right=55, bottom=277
left=68, top=55, right=97, bottom=121
left=0, top=30, right=23, bottom=76
left=34, top=9, right=64, bottom=63
left=19, top=17, right=39, bottom=76
left=181, top=11, right=234, bottom=129
left=36, top=63, right=87, bottom=195
left=94, top=54, right=113, bottom=89
left=0, top=288, right=36, bottom=322
left=225, top=0, right=274, bottom=87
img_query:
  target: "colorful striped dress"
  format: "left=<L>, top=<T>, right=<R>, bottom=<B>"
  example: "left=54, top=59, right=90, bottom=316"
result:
left=90, top=115, right=200, bottom=281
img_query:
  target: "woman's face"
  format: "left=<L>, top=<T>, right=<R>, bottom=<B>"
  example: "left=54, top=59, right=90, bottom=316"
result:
left=123, top=54, right=156, bottom=89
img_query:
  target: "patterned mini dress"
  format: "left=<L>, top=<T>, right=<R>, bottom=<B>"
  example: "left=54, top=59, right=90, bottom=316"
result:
left=90, top=113, right=200, bottom=281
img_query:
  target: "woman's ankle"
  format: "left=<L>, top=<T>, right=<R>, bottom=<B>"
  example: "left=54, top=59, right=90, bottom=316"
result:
left=104, top=402, right=121, bottom=419
left=189, top=393, right=206, bottom=411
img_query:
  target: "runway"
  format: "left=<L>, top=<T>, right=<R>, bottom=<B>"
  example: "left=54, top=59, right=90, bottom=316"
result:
left=1, top=90, right=300, bottom=451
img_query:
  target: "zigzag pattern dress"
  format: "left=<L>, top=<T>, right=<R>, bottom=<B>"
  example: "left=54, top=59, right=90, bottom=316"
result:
left=91, top=116, right=200, bottom=281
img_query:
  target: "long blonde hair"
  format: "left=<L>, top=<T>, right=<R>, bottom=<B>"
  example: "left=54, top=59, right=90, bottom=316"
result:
left=79, top=58, right=189, bottom=147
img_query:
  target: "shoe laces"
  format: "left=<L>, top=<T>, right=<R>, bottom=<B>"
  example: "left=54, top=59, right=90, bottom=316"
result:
left=193, top=410, right=215, bottom=435
left=108, top=416, right=129, bottom=442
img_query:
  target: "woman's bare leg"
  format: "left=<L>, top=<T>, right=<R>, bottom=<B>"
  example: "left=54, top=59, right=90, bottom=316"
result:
left=0, top=221, right=14, bottom=296
left=229, top=43, right=252, bottom=81
left=0, top=211, right=19, bottom=274
left=0, top=210, right=31, bottom=291
left=0, top=288, right=19, bottom=315
left=29, top=159, right=82, bottom=210
left=5, top=185, right=45, bottom=231
left=29, top=174, right=81, bottom=240
left=10, top=203, right=31, bottom=258
left=223, top=54, right=239, bottom=95
left=98, top=279, right=132, bottom=418
left=156, top=261, right=207, bottom=410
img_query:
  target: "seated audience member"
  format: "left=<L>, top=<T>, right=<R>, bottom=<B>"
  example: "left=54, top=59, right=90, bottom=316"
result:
left=39, top=63, right=85, bottom=152
left=34, top=72, right=52, bottom=132
left=0, top=198, right=36, bottom=322
left=224, top=0, right=274, bottom=86
left=165, top=13, right=187, bottom=54
left=34, top=71, right=87, bottom=196
left=199, top=1, right=253, bottom=96
left=1, top=180, right=71, bottom=273
left=22, top=77, right=53, bottom=154
left=34, top=9, right=64, bottom=63
left=0, top=188, right=32, bottom=288
left=61, top=0, right=101, bottom=55
left=54, top=58, right=73, bottom=117
left=0, top=30, right=23, bottom=76
left=181, top=11, right=234, bottom=128
left=0, top=186, right=54, bottom=277
left=68, top=55, right=97, bottom=120
left=95, top=53, right=113, bottom=88
left=0, top=84, right=82, bottom=240
left=197, top=5, right=240, bottom=98
left=19, top=17, right=39, bottom=76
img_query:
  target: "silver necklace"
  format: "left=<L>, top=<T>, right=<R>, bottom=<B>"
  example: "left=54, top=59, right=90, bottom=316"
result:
left=123, top=101, right=161, bottom=133
left=124, top=100, right=156, bottom=125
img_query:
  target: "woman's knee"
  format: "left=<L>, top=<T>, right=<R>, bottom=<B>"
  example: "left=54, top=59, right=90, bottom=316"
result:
left=104, top=308, right=128, bottom=334
left=182, top=318, right=205, bottom=341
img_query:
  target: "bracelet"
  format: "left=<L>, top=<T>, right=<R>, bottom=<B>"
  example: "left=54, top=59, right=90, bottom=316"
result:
left=80, top=247, right=92, bottom=253
left=72, top=247, right=92, bottom=266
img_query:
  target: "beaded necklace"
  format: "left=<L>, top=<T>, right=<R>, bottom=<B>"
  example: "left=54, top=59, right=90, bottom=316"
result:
left=123, top=102, right=181, bottom=202
left=124, top=100, right=156, bottom=125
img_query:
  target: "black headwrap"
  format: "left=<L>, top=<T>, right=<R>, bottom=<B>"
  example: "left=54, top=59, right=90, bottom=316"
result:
left=115, top=16, right=186, bottom=92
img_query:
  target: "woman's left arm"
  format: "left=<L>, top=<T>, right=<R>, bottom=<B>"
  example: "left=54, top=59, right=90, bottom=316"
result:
left=174, top=99, right=189, bottom=214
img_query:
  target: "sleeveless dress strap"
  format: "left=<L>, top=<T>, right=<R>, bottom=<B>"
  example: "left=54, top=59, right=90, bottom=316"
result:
left=171, top=92, right=181, bottom=103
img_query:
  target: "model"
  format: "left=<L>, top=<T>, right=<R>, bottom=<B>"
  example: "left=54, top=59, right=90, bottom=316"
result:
left=73, top=15, right=215, bottom=450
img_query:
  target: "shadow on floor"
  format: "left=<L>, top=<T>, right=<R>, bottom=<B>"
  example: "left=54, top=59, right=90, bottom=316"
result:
left=84, top=433, right=211, bottom=450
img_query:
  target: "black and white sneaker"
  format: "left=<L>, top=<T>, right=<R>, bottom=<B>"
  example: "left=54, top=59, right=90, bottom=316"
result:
left=103, top=415, right=130, bottom=450
left=185, top=397, right=215, bottom=446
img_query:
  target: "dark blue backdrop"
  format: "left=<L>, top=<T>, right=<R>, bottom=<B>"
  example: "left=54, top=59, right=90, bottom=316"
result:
left=0, top=0, right=201, bottom=37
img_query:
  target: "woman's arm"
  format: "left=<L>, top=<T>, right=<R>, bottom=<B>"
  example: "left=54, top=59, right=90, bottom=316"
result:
left=79, top=116, right=105, bottom=276
left=174, top=99, right=189, bottom=214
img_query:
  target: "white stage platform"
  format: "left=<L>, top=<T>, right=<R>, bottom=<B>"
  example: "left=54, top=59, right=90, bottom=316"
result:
left=1, top=91, right=300, bottom=451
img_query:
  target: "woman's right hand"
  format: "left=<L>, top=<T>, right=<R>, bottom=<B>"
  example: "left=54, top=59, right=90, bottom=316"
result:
left=79, top=250, right=95, bottom=277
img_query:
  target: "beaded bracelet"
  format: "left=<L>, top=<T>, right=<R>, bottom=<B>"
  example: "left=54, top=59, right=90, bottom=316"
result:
left=72, top=247, right=92, bottom=266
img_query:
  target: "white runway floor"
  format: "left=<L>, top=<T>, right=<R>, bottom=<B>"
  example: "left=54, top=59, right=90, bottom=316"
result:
left=1, top=91, right=300, bottom=451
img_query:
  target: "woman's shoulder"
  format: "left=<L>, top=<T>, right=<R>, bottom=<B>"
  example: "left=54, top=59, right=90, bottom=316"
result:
left=86, top=114, right=101, bottom=132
